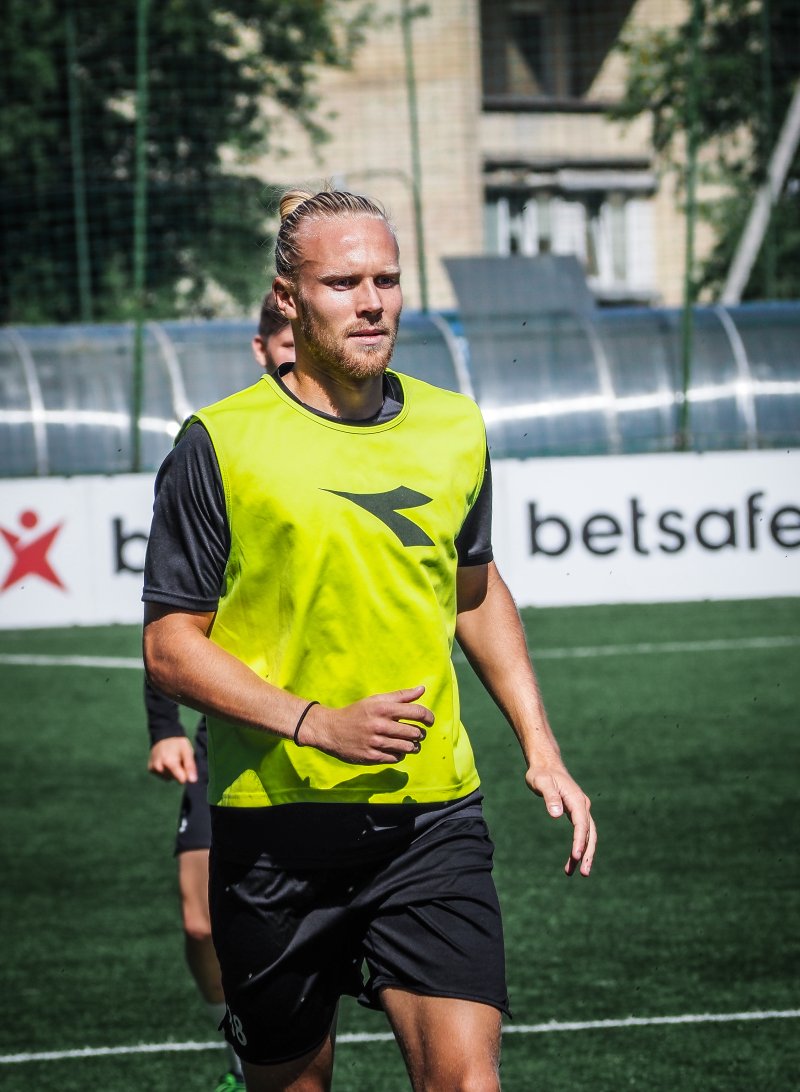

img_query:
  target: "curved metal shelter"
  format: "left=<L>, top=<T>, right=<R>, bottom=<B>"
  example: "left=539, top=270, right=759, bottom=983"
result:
left=445, top=256, right=800, bottom=459
left=1, top=296, right=799, bottom=478
left=0, top=311, right=469, bottom=477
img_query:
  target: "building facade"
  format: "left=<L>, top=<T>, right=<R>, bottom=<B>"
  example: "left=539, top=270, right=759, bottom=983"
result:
left=258, top=0, right=692, bottom=311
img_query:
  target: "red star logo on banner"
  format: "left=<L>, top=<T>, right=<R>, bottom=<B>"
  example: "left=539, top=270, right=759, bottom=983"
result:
left=1, top=511, right=66, bottom=593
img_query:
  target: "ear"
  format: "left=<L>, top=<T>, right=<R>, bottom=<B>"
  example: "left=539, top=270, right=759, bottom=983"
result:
left=251, top=336, right=268, bottom=371
left=272, top=277, right=299, bottom=321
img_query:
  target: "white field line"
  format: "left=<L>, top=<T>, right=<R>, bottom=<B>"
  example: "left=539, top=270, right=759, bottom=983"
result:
left=0, top=654, right=144, bottom=669
left=532, top=635, right=800, bottom=658
left=1, top=635, right=798, bottom=673
left=2, top=1009, right=799, bottom=1065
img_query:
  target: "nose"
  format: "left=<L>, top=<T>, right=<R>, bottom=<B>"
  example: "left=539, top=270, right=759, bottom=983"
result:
left=355, top=279, right=382, bottom=316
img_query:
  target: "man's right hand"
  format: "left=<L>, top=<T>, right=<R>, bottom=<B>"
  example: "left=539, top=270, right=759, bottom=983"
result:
left=297, top=685, right=434, bottom=764
left=148, top=736, right=198, bottom=784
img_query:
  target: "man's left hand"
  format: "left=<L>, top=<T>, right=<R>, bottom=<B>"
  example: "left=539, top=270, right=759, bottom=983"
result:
left=525, top=766, right=596, bottom=877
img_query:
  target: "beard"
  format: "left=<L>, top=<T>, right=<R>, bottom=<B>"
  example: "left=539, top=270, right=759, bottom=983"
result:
left=297, top=299, right=399, bottom=380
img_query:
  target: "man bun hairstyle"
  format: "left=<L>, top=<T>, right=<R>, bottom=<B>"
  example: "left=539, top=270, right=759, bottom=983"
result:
left=278, top=188, right=316, bottom=223
left=275, top=185, right=394, bottom=282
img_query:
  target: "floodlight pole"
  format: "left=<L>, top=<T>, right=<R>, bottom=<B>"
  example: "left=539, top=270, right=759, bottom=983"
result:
left=65, top=4, right=93, bottom=323
left=131, top=0, right=150, bottom=473
left=678, top=0, right=703, bottom=452
left=400, top=0, right=430, bottom=312
left=760, top=0, right=775, bottom=299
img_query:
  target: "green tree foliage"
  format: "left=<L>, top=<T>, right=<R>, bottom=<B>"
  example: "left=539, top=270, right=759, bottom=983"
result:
left=613, top=0, right=800, bottom=300
left=0, top=0, right=368, bottom=324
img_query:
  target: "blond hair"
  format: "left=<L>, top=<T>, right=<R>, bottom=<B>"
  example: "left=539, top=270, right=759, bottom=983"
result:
left=275, top=186, right=394, bottom=281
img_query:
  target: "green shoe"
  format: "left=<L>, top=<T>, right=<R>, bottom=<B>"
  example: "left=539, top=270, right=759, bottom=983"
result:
left=213, top=1072, right=246, bottom=1092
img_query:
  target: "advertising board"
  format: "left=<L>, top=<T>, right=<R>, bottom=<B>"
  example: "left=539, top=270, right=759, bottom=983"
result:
left=0, top=450, right=797, bottom=628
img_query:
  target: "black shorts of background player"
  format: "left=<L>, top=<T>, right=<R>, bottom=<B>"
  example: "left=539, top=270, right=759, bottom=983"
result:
left=144, top=294, right=294, bottom=1092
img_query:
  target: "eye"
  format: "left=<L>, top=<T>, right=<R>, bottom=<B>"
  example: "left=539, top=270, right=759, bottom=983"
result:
left=376, top=275, right=400, bottom=288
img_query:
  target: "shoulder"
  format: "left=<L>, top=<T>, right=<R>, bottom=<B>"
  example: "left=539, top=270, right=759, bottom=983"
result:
left=156, top=419, right=211, bottom=484
left=167, top=419, right=217, bottom=483
left=392, top=370, right=483, bottom=425
left=183, top=378, right=276, bottom=464
left=194, top=375, right=273, bottom=426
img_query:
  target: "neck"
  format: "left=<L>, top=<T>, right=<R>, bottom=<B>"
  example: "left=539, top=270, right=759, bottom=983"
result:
left=281, top=358, right=385, bottom=420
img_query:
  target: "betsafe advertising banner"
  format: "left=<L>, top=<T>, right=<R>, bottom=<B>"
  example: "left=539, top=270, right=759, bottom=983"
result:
left=492, top=449, right=799, bottom=606
left=0, top=450, right=797, bottom=629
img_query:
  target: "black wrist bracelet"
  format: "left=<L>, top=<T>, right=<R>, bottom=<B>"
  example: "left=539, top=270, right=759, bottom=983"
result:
left=293, top=700, right=319, bottom=747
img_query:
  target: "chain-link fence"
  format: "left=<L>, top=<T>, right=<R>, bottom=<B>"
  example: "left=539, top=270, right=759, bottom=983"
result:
left=2, top=0, right=799, bottom=471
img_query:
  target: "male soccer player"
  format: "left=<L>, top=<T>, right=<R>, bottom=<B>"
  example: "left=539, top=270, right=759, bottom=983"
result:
left=145, top=291, right=294, bottom=1092
left=143, top=188, right=596, bottom=1091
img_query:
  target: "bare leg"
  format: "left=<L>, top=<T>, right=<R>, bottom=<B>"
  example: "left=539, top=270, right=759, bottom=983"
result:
left=178, top=848, right=222, bottom=1002
left=381, top=988, right=502, bottom=1092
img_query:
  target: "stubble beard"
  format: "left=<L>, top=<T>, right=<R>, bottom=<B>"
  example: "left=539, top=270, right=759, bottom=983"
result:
left=298, top=303, right=398, bottom=381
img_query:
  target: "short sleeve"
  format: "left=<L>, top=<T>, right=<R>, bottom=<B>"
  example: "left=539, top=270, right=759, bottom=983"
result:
left=455, top=448, right=493, bottom=567
left=142, top=422, right=230, bottom=611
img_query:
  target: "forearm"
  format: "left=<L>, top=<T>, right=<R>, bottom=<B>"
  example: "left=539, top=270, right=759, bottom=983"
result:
left=143, top=605, right=432, bottom=765
left=456, top=565, right=565, bottom=770
left=143, top=607, right=308, bottom=742
left=456, top=567, right=595, bottom=875
left=144, top=676, right=187, bottom=745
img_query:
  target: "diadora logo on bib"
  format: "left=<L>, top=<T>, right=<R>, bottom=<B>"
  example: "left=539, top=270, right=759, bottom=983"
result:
left=324, top=486, right=434, bottom=546
left=0, top=510, right=66, bottom=593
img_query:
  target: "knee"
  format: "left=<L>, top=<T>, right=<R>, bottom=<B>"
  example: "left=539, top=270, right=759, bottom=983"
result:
left=459, top=1075, right=500, bottom=1092
left=462, top=1073, right=501, bottom=1092
left=444, top=1076, right=499, bottom=1092
left=421, top=1060, right=500, bottom=1092
left=425, top=1077, right=499, bottom=1092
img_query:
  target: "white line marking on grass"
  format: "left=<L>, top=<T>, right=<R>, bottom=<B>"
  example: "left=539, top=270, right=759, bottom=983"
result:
left=1, top=636, right=798, bottom=673
left=527, top=635, right=800, bottom=660
left=0, top=654, right=143, bottom=669
left=0, top=1041, right=225, bottom=1064
left=2, top=1009, right=799, bottom=1065
left=453, top=635, right=800, bottom=662
left=503, top=1008, right=800, bottom=1033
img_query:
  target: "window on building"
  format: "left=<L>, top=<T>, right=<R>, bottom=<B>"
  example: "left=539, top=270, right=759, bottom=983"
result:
left=484, top=184, right=656, bottom=305
left=481, top=0, right=568, bottom=99
left=481, top=0, right=637, bottom=104
left=506, top=4, right=546, bottom=95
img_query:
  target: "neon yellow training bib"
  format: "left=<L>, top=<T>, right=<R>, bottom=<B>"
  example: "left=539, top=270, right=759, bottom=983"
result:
left=193, top=370, right=487, bottom=807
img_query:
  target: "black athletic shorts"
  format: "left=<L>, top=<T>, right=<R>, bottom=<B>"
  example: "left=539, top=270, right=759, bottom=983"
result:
left=174, top=721, right=212, bottom=855
left=209, top=805, right=510, bottom=1066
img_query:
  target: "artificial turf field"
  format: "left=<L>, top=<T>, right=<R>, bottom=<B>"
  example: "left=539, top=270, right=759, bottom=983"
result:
left=0, top=597, right=798, bottom=1091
